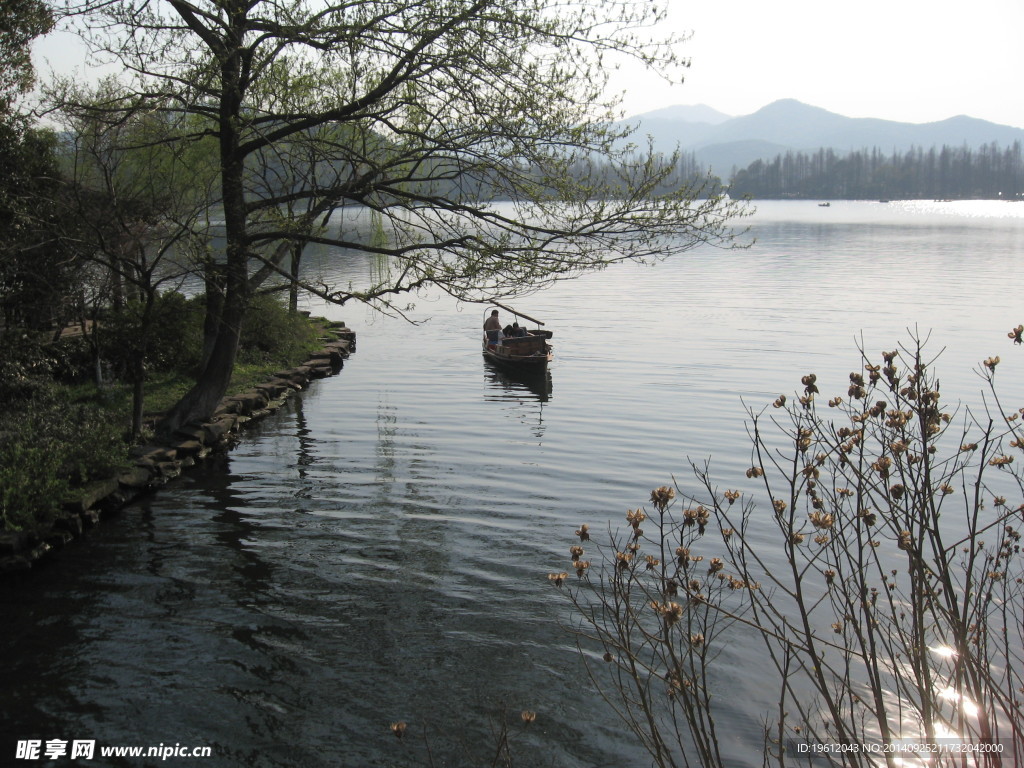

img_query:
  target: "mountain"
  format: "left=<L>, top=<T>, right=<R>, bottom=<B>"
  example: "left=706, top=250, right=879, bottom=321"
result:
left=630, top=104, right=733, bottom=125
left=623, top=99, right=1024, bottom=174
left=693, top=140, right=793, bottom=174
left=617, top=104, right=729, bottom=157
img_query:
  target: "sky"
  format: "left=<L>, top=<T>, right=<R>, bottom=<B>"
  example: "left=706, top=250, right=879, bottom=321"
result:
left=609, top=0, right=1024, bottom=127
left=31, top=0, right=1024, bottom=129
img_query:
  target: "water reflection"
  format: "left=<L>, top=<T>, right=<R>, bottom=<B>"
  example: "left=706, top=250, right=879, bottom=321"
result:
left=482, top=361, right=551, bottom=438
left=6, top=202, right=1024, bottom=767
left=482, top=361, right=553, bottom=403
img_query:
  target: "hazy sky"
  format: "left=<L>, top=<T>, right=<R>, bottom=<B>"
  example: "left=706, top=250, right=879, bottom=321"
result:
left=610, top=0, right=1024, bottom=127
left=31, top=0, right=1024, bottom=129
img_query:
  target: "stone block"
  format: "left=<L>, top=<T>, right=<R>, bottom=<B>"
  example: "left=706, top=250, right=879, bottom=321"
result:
left=119, top=466, right=155, bottom=489
left=228, top=390, right=270, bottom=414
left=101, top=487, right=138, bottom=509
left=63, top=477, right=120, bottom=514
left=254, top=382, right=287, bottom=399
left=174, top=424, right=207, bottom=443
left=214, top=399, right=243, bottom=416
left=290, top=365, right=314, bottom=380
left=323, top=341, right=351, bottom=358
left=309, top=363, right=334, bottom=379
left=203, top=418, right=234, bottom=443
left=135, top=447, right=177, bottom=466
left=155, top=461, right=181, bottom=480
left=174, top=439, right=205, bottom=457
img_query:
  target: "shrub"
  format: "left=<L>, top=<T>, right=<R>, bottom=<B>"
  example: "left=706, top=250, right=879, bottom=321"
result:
left=0, top=290, right=321, bottom=533
left=0, top=329, right=60, bottom=398
left=554, top=336, right=1024, bottom=767
left=238, top=292, right=319, bottom=366
left=99, top=291, right=204, bottom=376
left=0, top=385, right=129, bottom=532
left=48, top=291, right=205, bottom=384
left=0, top=436, right=66, bottom=533
left=50, top=334, right=100, bottom=384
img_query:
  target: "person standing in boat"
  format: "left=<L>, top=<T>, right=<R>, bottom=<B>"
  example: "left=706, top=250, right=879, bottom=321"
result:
left=484, top=310, right=502, bottom=344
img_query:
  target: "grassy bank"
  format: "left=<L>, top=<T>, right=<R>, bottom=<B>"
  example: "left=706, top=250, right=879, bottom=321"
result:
left=0, top=292, right=326, bottom=534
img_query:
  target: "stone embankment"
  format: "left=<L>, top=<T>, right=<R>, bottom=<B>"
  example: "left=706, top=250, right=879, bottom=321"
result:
left=0, top=322, right=355, bottom=575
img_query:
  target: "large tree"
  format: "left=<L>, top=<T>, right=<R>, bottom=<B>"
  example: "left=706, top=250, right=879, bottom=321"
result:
left=52, top=83, right=220, bottom=435
left=1, top=0, right=52, bottom=111
left=0, top=0, right=66, bottom=333
left=55, top=0, right=744, bottom=433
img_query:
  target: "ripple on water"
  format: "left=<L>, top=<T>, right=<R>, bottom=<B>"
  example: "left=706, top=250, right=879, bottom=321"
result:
left=3, top=202, right=1023, bottom=766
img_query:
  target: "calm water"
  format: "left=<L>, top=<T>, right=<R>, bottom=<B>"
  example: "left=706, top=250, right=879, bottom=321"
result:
left=3, top=201, right=1023, bottom=767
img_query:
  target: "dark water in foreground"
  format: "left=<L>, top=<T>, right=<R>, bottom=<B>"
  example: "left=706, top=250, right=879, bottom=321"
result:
left=3, top=201, right=1023, bottom=767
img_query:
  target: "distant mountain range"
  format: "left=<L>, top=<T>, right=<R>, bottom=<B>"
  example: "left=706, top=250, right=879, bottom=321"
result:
left=621, top=99, right=1024, bottom=175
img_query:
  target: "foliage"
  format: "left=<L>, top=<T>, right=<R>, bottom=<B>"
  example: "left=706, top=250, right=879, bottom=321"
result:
left=0, top=330, right=62, bottom=398
left=554, top=336, right=1024, bottom=767
left=0, top=2, right=74, bottom=334
left=0, top=436, right=65, bottom=534
left=0, top=385, right=129, bottom=533
left=49, top=293, right=205, bottom=384
left=130, top=372, right=198, bottom=417
left=100, top=292, right=205, bottom=376
left=731, top=142, right=1024, bottom=200
left=51, top=291, right=318, bottom=381
left=238, top=293, right=321, bottom=367
left=0, top=0, right=53, bottom=110
left=51, top=77, right=220, bottom=287
left=52, top=0, right=747, bottom=432
left=0, top=124, right=83, bottom=332
left=0, top=300, right=326, bottom=534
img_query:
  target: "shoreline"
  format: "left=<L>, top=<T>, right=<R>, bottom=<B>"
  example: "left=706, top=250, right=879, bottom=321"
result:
left=0, top=323, right=356, bottom=576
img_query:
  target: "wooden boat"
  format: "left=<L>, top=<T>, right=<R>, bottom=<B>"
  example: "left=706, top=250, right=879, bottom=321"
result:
left=481, top=303, right=553, bottom=373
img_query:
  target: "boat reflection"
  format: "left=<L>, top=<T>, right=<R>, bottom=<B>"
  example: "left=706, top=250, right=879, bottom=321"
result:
left=482, top=360, right=553, bottom=403
left=482, top=361, right=552, bottom=438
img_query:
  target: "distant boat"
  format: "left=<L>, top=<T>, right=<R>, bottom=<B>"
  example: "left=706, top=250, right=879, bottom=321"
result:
left=482, top=303, right=553, bottom=374
left=818, top=202, right=831, bottom=207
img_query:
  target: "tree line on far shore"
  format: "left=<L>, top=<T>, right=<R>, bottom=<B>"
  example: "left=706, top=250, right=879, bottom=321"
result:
left=729, top=142, right=1024, bottom=200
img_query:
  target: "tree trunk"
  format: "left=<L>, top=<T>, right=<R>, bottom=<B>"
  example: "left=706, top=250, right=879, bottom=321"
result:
left=156, top=291, right=243, bottom=435
left=156, top=5, right=250, bottom=437
left=109, top=259, right=125, bottom=309
left=86, top=305, right=103, bottom=387
left=289, top=244, right=300, bottom=313
left=158, top=92, right=248, bottom=432
left=131, top=359, right=145, bottom=439
left=199, top=261, right=225, bottom=373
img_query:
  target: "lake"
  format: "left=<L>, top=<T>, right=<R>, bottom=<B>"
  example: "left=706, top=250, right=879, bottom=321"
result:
left=2, top=200, right=1023, bottom=767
